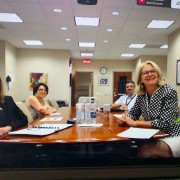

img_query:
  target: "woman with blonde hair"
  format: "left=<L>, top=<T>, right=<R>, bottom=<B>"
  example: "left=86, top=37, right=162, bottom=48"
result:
left=119, top=61, right=180, bottom=137
left=0, top=77, right=28, bottom=137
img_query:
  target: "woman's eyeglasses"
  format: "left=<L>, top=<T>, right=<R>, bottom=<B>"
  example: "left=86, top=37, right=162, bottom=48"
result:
left=141, top=69, right=157, bottom=77
left=38, top=88, right=47, bottom=92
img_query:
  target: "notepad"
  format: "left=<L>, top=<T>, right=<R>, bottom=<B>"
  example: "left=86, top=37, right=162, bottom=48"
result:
left=8, top=124, right=73, bottom=136
left=77, top=123, right=103, bottom=127
left=117, top=127, right=159, bottom=139
left=50, top=112, right=61, bottom=116
left=40, top=117, right=63, bottom=122
left=113, top=114, right=123, bottom=118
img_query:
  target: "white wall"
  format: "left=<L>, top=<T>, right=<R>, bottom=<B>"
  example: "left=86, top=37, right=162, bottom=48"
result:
left=73, top=57, right=167, bottom=107
left=167, top=28, right=180, bottom=101
left=73, top=60, right=135, bottom=106
left=5, top=42, right=17, bottom=97
left=0, top=41, right=6, bottom=87
left=15, top=49, right=71, bottom=104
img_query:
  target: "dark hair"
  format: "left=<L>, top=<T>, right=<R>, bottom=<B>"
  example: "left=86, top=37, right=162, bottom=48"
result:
left=33, top=83, right=49, bottom=95
left=0, top=77, right=4, bottom=102
left=126, top=80, right=135, bottom=87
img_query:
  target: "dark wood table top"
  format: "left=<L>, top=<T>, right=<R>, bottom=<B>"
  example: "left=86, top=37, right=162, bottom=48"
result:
left=0, top=107, right=168, bottom=144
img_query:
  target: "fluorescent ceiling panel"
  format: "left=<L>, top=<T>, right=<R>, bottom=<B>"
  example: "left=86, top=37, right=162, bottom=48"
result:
left=121, top=54, right=134, bottom=57
left=0, top=13, right=23, bottom=22
left=160, top=44, right=168, bottom=48
left=147, top=20, right=174, bottom=29
left=81, top=53, right=94, bottom=57
left=129, top=44, right=146, bottom=48
left=75, top=17, right=99, bottom=26
left=23, top=40, right=43, bottom=46
left=79, top=42, right=95, bottom=47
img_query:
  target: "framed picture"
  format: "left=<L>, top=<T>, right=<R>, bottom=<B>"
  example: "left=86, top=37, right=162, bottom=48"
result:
left=98, top=77, right=109, bottom=86
left=29, top=73, right=48, bottom=90
left=177, top=60, right=180, bottom=85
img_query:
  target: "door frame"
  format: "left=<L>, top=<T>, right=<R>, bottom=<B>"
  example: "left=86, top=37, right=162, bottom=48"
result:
left=113, top=71, right=133, bottom=103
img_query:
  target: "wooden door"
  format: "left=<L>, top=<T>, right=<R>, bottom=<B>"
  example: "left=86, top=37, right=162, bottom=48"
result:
left=113, top=72, right=132, bottom=102
left=71, top=71, right=78, bottom=106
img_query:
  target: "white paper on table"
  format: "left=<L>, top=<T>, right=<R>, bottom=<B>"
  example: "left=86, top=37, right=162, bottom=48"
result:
left=50, top=112, right=61, bottom=116
left=77, top=124, right=103, bottom=127
left=8, top=124, right=73, bottom=136
left=117, top=127, right=159, bottom=139
left=113, top=114, right=123, bottom=118
left=40, top=117, right=63, bottom=122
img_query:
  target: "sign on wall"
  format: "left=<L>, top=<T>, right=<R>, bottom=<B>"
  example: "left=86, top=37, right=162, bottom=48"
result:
left=137, top=0, right=180, bottom=9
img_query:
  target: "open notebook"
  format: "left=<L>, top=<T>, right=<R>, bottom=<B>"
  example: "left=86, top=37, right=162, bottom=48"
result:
left=8, top=124, right=73, bottom=136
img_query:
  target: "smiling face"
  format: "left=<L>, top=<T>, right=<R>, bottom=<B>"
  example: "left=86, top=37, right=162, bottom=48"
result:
left=126, top=82, right=135, bottom=96
left=140, top=64, right=159, bottom=87
left=35, top=85, right=47, bottom=99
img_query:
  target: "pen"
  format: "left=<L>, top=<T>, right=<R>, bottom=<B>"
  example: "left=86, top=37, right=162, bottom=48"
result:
left=108, top=128, right=113, bottom=132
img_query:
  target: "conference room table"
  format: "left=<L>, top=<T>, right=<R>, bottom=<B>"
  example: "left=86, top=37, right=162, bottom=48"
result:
left=0, top=107, right=169, bottom=170
left=0, top=107, right=164, bottom=144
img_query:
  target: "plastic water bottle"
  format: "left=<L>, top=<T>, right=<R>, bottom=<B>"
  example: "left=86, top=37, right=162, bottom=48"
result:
left=76, top=103, right=84, bottom=123
left=89, top=102, right=97, bottom=124
left=85, top=103, right=90, bottom=124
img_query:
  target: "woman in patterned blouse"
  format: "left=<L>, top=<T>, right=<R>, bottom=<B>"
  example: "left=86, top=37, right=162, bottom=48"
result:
left=119, top=61, right=180, bottom=137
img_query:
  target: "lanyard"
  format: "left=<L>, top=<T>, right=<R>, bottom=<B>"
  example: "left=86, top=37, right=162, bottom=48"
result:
left=125, top=94, right=136, bottom=106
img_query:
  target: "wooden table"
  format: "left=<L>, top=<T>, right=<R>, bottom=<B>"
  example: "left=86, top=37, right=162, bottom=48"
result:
left=0, top=107, right=130, bottom=144
left=0, top=107, right=171, bottom=170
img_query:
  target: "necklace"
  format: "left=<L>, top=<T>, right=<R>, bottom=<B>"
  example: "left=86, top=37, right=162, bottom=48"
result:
left=125, top=94, right=136, bottom=106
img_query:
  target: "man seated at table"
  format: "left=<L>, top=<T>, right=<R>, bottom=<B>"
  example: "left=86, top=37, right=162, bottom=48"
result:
left=111, top=80, right=137, bottom=112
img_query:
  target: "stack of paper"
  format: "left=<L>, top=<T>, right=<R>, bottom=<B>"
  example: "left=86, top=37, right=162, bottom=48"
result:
left=117, top=127, right=159, bottom=139
left=8, top=124, right=73, bottom=136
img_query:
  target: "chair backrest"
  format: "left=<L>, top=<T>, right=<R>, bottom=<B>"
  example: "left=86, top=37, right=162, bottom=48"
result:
left=78, top=97, right=98, bottom=105
left=16, top=102, right=33, bottom=124
left=48, top=99, right=59, bottom=110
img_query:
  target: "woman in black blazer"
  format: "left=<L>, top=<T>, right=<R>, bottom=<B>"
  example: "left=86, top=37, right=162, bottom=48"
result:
left=0, top=77, right=28, bottom=137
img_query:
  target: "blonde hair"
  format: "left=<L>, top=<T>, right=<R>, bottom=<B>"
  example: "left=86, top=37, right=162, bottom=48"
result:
left=136, top=61, right=165, bottom=95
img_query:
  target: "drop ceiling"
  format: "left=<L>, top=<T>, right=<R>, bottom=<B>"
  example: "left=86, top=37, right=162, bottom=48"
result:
left=0, top=0, right=179, bottom=60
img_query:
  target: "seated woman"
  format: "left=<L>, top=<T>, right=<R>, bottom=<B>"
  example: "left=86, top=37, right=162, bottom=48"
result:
left=25, top=83, right=56, bottom=120
left=0, top=77, right=28, bottom=137
left=119, top=61, right=180, bottom=137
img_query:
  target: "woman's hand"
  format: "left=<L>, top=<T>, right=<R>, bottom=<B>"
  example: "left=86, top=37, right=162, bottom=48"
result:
left=0, top=126, right=12, bottom=137
left=119, top=114, right=136, bottom=127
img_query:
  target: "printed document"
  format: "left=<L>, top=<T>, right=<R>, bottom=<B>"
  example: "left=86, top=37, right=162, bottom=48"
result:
left=117, top=127, right=159, bottom=139
left=8, top=124, right=73, bottom=136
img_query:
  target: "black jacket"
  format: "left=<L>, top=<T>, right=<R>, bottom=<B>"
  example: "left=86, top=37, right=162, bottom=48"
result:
left=0, top=96, right=28, bottom=131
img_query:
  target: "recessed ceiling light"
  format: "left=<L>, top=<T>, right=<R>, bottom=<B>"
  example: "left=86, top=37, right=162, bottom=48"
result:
left=61, top=27, right=68, bottom=30
left=129, top=44, right=146, bottom=48
left=81, top=53, right=94, bottom=57
left=160, top=44, right=168, bottom=48
left=75, top=17, right=99, bottom=26
left=0, top=13, right=23, bottom=22
left=121, top=54, right=134, bottom=57
left=23, top=40, right=43, bottom=46
left=103, top=40, right=108, bottom=43
left=147, top=20, right=174, bottom=29
left=106, top=28, right=113, bottom=32
left=112, top=11, right=119, bottom=16
left=65, top=38, right=71, bottom=41
left=79, top=42, right=95, bottom=48
left=54, top=9, right=62, bottom=13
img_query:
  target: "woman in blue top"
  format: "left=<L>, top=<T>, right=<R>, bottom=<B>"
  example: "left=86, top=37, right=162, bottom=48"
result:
left=119, top=61, right=180, bottom=137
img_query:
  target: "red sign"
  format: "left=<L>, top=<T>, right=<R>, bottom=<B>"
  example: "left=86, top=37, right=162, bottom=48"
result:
left=83, top=58, right=91, bottom=64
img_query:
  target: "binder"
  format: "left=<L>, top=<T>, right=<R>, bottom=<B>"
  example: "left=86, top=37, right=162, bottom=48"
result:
left=8, top=124, right=73, bottom=136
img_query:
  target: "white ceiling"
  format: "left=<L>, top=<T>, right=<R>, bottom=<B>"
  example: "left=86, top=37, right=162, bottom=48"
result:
left=0, top=0, right=179, bottom=60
